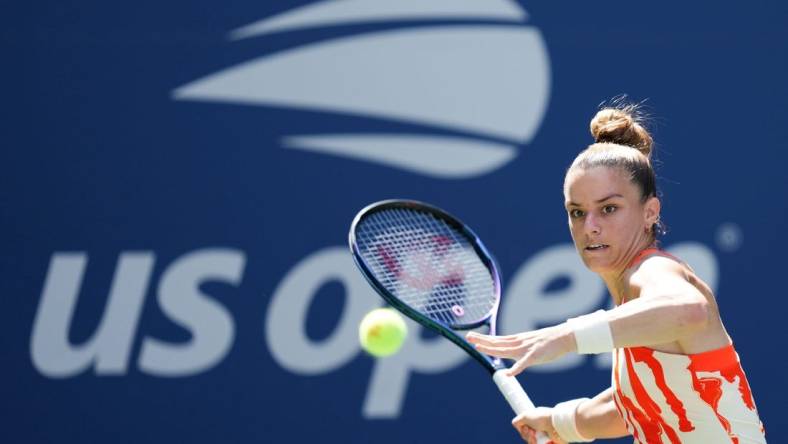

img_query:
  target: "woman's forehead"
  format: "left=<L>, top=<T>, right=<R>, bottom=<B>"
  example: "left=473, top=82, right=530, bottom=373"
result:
left=564, top=167, right=638, bottom=201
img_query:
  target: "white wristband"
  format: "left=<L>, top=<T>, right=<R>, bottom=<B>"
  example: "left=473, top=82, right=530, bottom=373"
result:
left=567, top=309, right=614, bottom=354
left=551, top=398, right=594, bottom=442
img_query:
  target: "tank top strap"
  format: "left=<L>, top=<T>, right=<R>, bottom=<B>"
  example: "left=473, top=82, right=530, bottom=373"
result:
left=627, top=247, right=681, bottom=269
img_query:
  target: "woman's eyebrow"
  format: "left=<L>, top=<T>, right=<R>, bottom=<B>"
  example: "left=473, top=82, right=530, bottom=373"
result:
left=595, top=193, right=624, bottom=203
left=566, top=193, right=624, bottom=207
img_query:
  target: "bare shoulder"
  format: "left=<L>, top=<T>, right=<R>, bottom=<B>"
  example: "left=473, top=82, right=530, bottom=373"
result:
left=626, top=253, right=728, bottom=352
left=629, top=255, right=690, bottom=290
left=629, top=254, right=718, bottom=308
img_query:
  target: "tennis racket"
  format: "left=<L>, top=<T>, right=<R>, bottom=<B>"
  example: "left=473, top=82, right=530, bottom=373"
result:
left=349, top=199, right=550, bottom=444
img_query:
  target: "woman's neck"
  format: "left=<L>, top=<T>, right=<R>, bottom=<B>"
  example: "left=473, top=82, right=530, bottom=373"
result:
left=599, top=238, right=657, bottom=305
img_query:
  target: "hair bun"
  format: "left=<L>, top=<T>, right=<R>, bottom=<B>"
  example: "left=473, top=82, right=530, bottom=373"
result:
left=590, top=107, right=653, bottom=157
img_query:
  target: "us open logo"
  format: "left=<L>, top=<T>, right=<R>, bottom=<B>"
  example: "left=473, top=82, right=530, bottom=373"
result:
left=172, top=0, right=551, bottom=179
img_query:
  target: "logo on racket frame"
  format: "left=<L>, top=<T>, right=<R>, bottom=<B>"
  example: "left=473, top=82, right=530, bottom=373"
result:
left=372, top=230, right=474, bottom=321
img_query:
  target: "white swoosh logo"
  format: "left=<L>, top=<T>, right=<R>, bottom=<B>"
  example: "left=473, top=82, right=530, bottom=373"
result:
left=174, top=26, right=549, bottom=143
left=173, top=1, right=551, bottom=179
left=284, top=134, right=516, bottom=178
left=230, top=0, right=527, bottom=40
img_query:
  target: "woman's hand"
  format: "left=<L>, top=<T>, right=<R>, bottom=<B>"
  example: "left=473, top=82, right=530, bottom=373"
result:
left=466, top=324, right=576, bottom=376
left=511, top=407, right=567, bottom=444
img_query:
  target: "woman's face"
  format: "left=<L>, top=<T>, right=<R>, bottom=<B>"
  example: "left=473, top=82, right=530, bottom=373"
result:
left=564, top=166, right=659, bottom=275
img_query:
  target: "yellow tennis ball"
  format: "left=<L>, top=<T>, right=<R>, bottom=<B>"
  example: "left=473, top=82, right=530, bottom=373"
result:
left=359, top=308, right=408, bottom=357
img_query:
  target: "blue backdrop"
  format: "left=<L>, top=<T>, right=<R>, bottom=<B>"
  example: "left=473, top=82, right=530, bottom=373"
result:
left=3, top=1, right=786, bottom=443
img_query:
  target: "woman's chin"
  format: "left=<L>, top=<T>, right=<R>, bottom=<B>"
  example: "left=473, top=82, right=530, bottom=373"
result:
left=581, top=254, right=614, bottom=274
left=575, top=245, right=617, bottom=274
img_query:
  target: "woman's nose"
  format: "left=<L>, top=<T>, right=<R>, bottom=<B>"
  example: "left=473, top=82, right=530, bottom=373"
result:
left=584, top=213, right=601, bottom=235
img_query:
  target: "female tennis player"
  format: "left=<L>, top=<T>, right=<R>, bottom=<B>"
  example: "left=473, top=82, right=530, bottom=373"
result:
left=467, top=104, right=766, bottom=443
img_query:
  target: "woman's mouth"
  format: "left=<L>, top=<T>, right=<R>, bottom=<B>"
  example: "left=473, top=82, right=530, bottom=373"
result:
left=585, top=243, right=609, bottom=251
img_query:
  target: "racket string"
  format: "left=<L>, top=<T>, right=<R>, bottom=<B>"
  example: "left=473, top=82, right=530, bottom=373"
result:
left=356, top=207, right=497, bottom=326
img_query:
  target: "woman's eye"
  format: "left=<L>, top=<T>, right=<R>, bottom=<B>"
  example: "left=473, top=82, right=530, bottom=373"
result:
left=569, top=209, right=584, bottom=218
left=602, top=205, right=617, bottom=214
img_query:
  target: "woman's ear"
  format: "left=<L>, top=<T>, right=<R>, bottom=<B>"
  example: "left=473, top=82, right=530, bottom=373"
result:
left=644, top=196, right=661, bottom=229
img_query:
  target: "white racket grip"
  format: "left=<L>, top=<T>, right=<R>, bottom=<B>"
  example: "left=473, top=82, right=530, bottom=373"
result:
left=493, top=370, right=551, bottom=444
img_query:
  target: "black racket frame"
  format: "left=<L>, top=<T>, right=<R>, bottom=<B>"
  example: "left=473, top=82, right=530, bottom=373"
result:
left=349, top=199, right=509, bottom=373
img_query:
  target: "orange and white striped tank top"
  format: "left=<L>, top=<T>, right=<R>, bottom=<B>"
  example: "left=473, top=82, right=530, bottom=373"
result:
left=611, top=249, right=766, bottom=443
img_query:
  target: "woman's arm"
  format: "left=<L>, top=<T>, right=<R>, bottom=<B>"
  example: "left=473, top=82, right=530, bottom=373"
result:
left=606, top=256, right=712, bottom=349
left=510, top=387, right=629, bottom=442
left=575, top=387, right=629, bottom=439
left=467, top=257, right=714, bottom=375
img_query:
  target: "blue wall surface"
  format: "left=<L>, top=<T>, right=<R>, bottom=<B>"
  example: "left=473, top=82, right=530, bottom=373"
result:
left=3, top=1, right=786, bottom=443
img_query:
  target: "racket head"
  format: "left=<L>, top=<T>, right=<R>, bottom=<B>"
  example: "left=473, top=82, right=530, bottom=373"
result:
left=349, top=199, right=504, bottom=372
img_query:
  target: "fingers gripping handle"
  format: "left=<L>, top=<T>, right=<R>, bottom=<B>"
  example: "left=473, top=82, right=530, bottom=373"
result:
left=493, top=370, right=552, bottom=444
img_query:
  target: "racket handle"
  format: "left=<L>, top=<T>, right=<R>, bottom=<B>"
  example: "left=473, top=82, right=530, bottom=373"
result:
left=493, top=370, right=552, bottom=444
